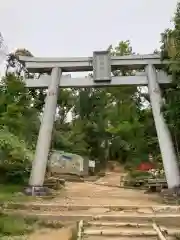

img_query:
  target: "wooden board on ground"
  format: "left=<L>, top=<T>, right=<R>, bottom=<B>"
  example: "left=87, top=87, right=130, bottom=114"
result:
left=152, top=223, right=167, bottom=240
left=50, top=173, right=84, bottom=182
left=121, top=177, right=149, bottom=188
left=145, top=179, right=167, bottom=192
left=44, top=177, right=65, bottom=190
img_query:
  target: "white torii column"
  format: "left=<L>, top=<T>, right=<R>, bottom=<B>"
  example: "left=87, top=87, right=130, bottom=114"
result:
left=146, top=64, right=180, bottom=188
left=28, top=67, right=62, bottom=191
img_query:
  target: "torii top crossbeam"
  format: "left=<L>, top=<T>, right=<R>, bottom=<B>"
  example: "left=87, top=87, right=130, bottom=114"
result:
left=19, top=54, right=168, bottom=73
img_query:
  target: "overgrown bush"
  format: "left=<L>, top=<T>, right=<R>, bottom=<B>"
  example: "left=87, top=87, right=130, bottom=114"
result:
left=0, top=213, right=35, bottom=236
left=0, top=127, right=34, bottom=184
left=128, top=170, right=152, bottom=179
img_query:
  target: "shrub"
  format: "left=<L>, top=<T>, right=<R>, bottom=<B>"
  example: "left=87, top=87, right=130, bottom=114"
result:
left=0, top=127, right=34, bottom=184
left=128, top=170, right=152, bottom=179
left=0, top=213, right=36, bottom=236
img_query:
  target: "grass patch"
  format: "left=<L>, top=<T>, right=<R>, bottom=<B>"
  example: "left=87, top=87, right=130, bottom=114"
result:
left=0, top=184, right=32, bottom=203
left=0, top=213, right=65, bottom=238
left=0, top=213, right=38, bottom=237
left=0, top=183, right=63, bottom=207
left=0, top=185, right=65, bottom=238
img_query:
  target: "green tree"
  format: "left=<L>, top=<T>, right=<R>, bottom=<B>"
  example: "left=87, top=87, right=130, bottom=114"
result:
left=0, top=74, right=37, bottom=183
left=0, top=74, right=39, bottom=145
left=69, top=40, right=158, bottom=168
left=161, top=2, right=180, bottom=160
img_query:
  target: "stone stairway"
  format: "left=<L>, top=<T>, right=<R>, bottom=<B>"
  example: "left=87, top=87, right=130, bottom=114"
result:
left=3, top=174, right=180, bottom=239
left=80, top=219, right=179, bottom=240
left=3, top=203, right=180, bottom=239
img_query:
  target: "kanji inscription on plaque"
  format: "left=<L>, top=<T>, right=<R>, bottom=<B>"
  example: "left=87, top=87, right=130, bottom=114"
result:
left=48, top=90, right=56, bottom=96
left=153, top=88, right=160, bottom=94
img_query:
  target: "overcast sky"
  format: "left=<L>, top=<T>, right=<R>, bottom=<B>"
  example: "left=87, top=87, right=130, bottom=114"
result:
left=0, top=0, right=178, bottom=59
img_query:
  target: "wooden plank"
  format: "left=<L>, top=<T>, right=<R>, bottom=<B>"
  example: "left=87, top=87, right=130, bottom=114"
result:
left=148, top=179, right=166, bottom=183
left=77, top=220, right=84, bottom=240
left=152, top=223, right=167, bottom=240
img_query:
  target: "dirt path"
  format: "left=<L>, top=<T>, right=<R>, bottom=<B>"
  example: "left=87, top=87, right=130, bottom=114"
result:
left=26, top=172, right=161, bottom=239
left=45, top=172, right=159, bottom=206
left=29, top=227, right=73, bottom=240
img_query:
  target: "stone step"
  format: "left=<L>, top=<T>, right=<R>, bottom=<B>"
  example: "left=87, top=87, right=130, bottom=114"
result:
left=83, top=237, right=175, bottom=240
left=2, top=203, right=152, bottom=212
left=85, top=221, right=153, bottom=228
left=5, top=210, right=180, bottom=227
left=51, top=174, right=85, bottom=182
left=83, top=228, right=180, bottom=237
left=84, top=226, right=153, bottom=233
left=3, top=203, right=180, bottom=213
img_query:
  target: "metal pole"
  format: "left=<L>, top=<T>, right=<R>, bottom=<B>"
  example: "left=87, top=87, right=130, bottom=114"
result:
left=29, top=67, right=62, bottom=188
left=146, top=64, right=180, bottom=188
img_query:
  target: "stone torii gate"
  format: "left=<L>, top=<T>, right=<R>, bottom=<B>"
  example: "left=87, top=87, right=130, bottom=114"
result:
left=19, top=52, right=180, bottom=195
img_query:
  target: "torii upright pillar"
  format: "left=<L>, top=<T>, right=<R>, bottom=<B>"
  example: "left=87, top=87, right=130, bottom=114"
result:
left=25, top=67, right=62, bottom=195
left=146, top=64, right=180, bottom=188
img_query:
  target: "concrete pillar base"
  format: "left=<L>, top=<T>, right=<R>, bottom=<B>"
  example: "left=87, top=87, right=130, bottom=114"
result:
left=24, top=186, right=51, bottom=196
left=161, top=185, right=180, bottom=196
